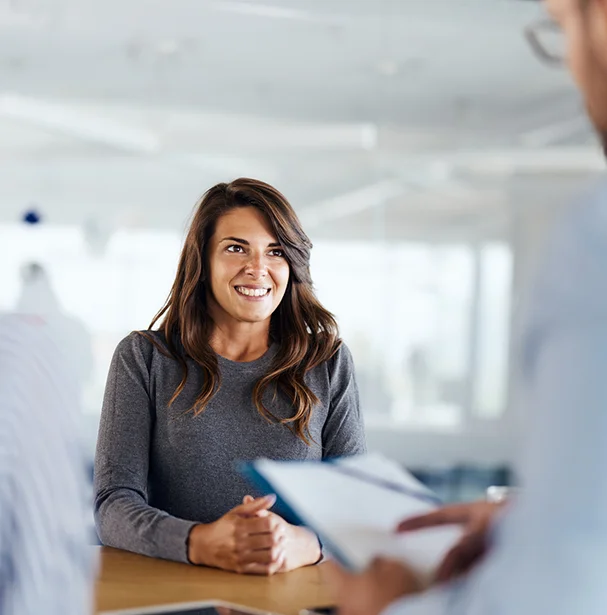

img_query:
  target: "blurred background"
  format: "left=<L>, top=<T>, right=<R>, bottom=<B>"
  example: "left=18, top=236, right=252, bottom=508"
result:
left=0, top=0, right=602, bottom=500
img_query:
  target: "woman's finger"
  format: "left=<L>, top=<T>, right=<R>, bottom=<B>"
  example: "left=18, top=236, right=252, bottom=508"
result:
left=236, top=531, right=284, bottom=552
left=236, top=513, right=281, bottom=536
left=232, top=494, right=277, bottom=517
left=238, top=544, right=285, bottom=566
left=241, top=558, right=283, bottom=576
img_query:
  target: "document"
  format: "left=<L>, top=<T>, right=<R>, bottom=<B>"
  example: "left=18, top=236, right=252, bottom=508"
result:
left=241, top=454, right=461, bottom=581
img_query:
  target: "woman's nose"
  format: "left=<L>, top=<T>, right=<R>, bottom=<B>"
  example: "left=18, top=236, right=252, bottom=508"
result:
left=244, top=254, right=268, bottom=278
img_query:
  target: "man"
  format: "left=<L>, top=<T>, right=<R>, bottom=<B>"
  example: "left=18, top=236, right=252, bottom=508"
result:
left=327, top=1, right=607, bottom=614
left=0, top=314, right=94, bottom=614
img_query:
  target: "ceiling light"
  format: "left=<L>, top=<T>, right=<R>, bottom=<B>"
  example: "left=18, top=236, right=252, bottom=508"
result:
left=0, top=93, right=160, bottom=154
left=210, top=1, right=345, bottom=24
left=301, top=180, right=405, bottom=227
left=0, top=5, right=44, bottom=28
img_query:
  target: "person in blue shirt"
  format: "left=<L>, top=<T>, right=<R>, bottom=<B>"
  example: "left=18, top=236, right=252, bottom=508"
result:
left=0, top=314, right=93, bottom=615
left=326, top=1, right=607, bottom=614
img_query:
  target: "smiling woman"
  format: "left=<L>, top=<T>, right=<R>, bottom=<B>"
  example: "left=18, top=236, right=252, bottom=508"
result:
left=207, top=207, right=291, bottom=356
left=93, top=178, right=366, bottom=575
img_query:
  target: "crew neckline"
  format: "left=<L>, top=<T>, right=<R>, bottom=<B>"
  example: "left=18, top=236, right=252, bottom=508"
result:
left=215, top=343, right=278, bottom=372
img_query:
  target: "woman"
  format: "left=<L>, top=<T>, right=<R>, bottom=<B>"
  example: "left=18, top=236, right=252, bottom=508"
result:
left=94, top=178, right=366, bottom=574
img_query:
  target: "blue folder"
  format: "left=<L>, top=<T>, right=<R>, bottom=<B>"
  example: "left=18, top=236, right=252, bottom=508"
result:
left=238, top=458, right=442, bottom=570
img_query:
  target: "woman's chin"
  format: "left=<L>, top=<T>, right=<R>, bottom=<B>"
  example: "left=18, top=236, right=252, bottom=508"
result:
left=232, top=307, right=274, bottom=324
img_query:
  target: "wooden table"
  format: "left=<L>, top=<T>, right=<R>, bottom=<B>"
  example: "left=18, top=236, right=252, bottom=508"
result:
left=95, top=547, right=334, bottom=615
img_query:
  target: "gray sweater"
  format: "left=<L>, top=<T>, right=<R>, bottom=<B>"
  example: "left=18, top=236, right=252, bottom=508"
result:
left=94, top=331, right=366, bottom=563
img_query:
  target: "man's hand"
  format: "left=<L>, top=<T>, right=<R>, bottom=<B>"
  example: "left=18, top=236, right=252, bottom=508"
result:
left=323, top=558, right=423, bottom=615
left=397, top=501, right=503, bottom=584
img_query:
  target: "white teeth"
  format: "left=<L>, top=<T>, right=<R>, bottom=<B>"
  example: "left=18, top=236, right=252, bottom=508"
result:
left=236, top=286, right=269, bottom=297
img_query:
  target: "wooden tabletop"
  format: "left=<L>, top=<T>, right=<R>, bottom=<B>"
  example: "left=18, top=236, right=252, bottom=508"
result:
left=95, top=547, right=334, bottom=615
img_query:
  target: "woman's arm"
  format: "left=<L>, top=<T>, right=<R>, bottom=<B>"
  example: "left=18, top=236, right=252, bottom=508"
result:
left=95, top=334, right=293, bottom=573
left=322, top=343, right=367, bottom=459
left=94, top=333, right=197, bottom=563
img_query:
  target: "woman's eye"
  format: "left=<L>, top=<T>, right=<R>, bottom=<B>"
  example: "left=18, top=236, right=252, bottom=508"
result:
left=226, top=245, right=244, bottom=253
left=269, top=248, right=285, bottom=257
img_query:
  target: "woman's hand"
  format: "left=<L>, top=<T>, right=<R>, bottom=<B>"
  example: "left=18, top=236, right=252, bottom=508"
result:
left=188, top=494, right=283, bottom=574
left=188, top=494, right=320, bottom=575
left=241, top=495, right=322, bottom=573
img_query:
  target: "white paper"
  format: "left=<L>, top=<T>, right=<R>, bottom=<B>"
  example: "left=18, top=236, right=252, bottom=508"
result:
left=252, top=454, right=461, bottom=581
left=334, top=453, right=437, bottom=499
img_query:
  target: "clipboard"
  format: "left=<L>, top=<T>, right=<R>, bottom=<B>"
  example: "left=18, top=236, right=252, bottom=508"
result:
left=239, top=454, right=461, bottom=577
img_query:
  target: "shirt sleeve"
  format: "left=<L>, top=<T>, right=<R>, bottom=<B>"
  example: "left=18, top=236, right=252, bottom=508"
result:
left=0, top=316, right=95, bottom=615
left=382, top=588, right=452, bottom=615
left=380, top=188, right=607, bottom=615
left=94, top=333, right=197, bottom=563
left=321, top=343, right=367, bottom=459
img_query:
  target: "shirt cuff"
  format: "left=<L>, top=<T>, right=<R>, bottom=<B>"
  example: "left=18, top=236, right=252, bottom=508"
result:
left=156, top=516, right=199, bottom=564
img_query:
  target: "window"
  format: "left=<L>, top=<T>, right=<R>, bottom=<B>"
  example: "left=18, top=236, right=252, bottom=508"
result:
left=473, top=244, right=513, bottom=419
left=312, top=240, right=512, bottom=429
left=0, top=225, right=512, bottom=430
left=0, top=224, right=182, bottom=415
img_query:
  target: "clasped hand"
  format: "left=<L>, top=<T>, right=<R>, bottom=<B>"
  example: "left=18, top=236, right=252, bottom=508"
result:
left=188, top=493, right=320, bottom=575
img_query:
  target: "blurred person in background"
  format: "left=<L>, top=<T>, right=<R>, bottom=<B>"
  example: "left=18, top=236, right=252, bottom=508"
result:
left=95, top=178, right=366, bottom=574
left=0, top=314, right=93, bottom=614
left=17, top=262, right=94, bottom=404
left=326, top=0, right=607, bottom=614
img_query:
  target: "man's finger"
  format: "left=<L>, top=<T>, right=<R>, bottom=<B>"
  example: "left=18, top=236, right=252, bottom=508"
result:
left=435, top=544, right=465, bottom=583
left=435, top=532, right=486, bottom=584
left=322, top=560, right=350, bottom=590
left=396, top=504, right=473, bottom=532
left=369, top=557, right=395, bottom=574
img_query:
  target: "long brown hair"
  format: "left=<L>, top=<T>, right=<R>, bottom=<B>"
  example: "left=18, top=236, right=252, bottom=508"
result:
left=143, top=178, right=341, bottom=443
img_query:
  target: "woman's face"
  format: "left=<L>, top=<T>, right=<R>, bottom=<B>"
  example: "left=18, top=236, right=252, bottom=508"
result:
left=207, top=206, right=291, bottom=327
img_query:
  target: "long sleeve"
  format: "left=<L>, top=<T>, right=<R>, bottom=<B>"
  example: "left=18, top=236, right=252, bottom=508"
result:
left=94, top=333, right=197, bottom=563
left=0, top=316, right=94, bottom=615
left=384, top=329, right=607, bottom=615
left=322, top=343, right=367, bottom=459
left=380, top=185, right=607, bottom=615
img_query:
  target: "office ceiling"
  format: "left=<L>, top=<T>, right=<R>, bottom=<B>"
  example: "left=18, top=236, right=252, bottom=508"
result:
left=0, top=0, right=602, bottom=237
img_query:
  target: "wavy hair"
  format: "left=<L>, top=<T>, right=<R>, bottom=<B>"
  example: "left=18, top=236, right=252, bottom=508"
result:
left=143, top=178, right=341, bottom=443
